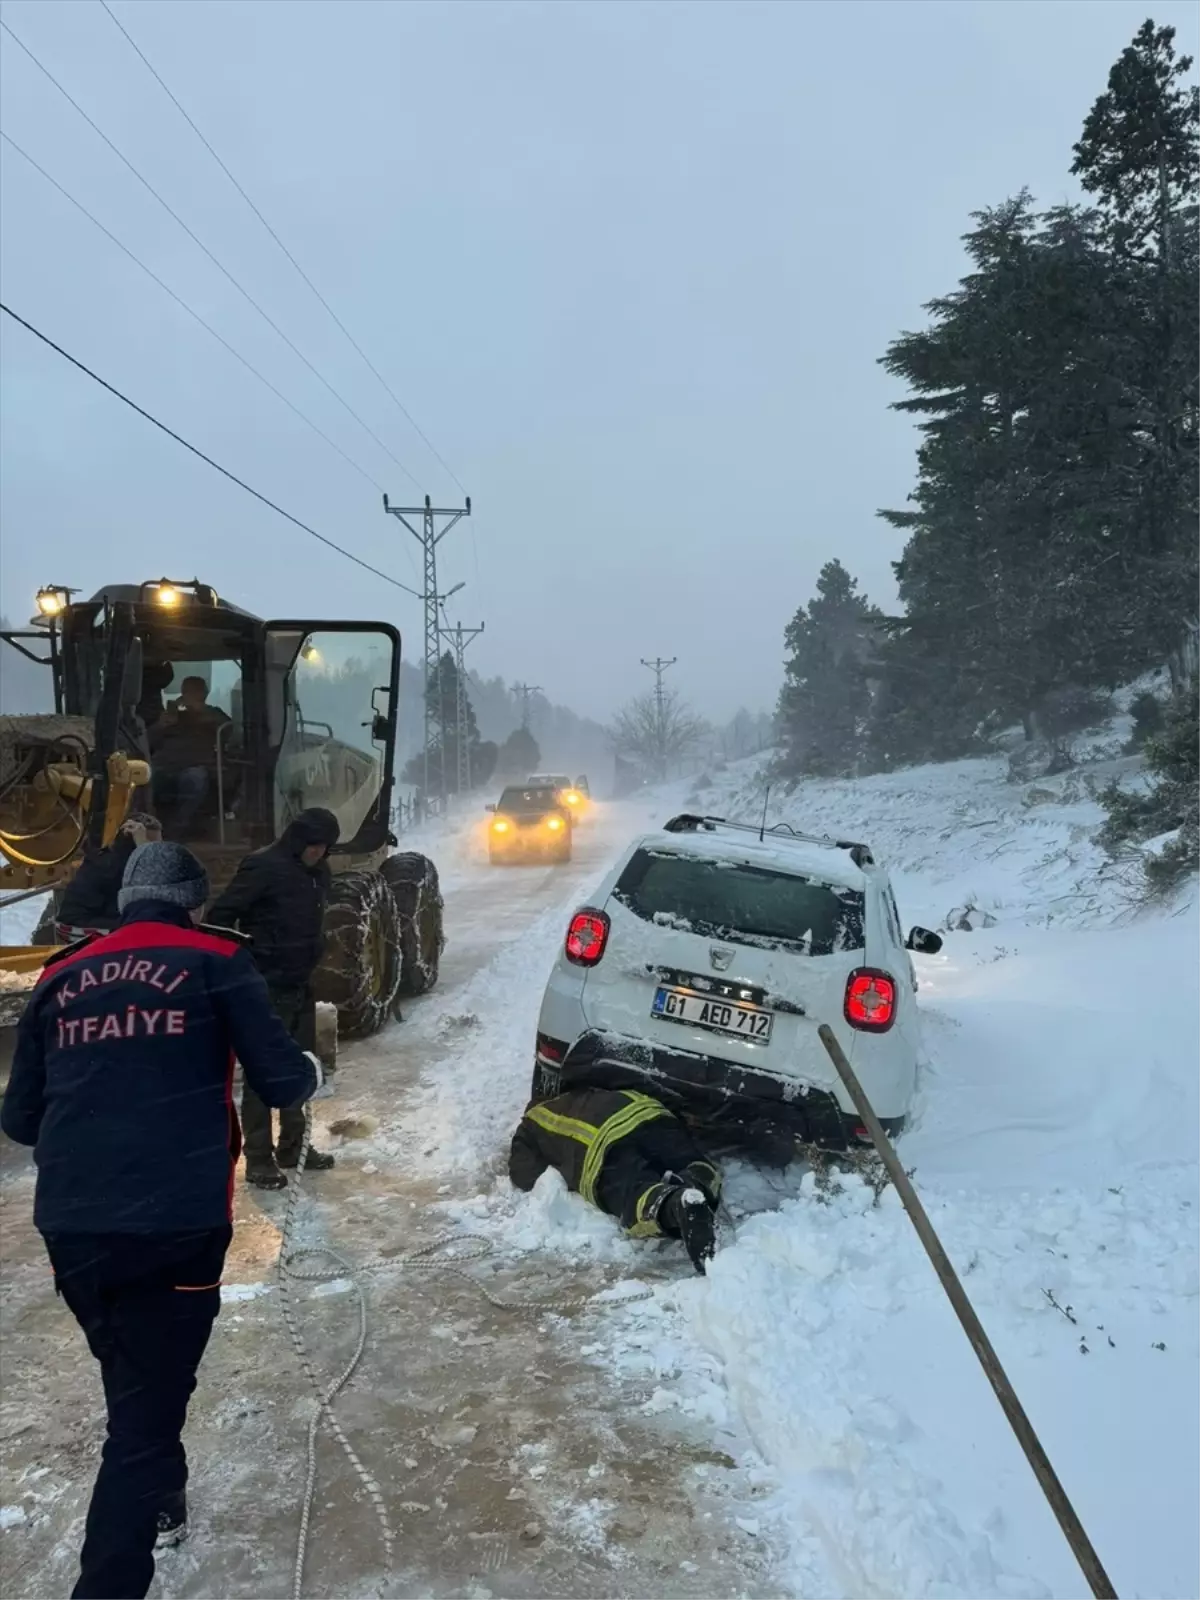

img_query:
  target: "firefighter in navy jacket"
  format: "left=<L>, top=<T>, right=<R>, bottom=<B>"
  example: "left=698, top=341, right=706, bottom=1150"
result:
left=1, top=841, right=318, bottom=1600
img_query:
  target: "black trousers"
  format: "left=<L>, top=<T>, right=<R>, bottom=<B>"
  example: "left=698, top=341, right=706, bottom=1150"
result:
left=241, top=983, right=314, bottom=1164
left=43, top=1226, right=232, bottom=1600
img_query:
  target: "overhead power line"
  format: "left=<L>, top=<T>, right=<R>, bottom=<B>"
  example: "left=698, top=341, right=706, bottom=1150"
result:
left=0, top=129, right=388, bottom=497
left=98, top=0, right=467, bottom=498
left=0, top=301, right=422, bottom=600
left=0, top=15, right=424, bottom=492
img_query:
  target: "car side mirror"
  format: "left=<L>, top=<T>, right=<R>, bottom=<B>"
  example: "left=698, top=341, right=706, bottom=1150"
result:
left=906, top=926, right=943, bottom=955
left=367, top=713, right=390, bottom=743
left=485, top=803, right=496, bottom=813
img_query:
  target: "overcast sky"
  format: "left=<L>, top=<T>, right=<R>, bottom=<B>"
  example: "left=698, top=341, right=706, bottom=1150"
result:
left=1, top=0, right=1196, bottom=722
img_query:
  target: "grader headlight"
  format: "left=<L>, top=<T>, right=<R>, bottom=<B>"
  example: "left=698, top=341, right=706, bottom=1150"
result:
left=35, top=586, right=69, bottom=617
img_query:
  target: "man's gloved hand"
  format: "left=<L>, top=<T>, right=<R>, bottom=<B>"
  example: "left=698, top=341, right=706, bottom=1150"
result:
left=306, top=1050, right=338, bottom=1101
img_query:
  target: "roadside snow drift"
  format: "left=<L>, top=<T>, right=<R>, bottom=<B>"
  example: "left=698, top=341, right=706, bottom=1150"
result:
left=415, top=747, right=1198, bottom=1600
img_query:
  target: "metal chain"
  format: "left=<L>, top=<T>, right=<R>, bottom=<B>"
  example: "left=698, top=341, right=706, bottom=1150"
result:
left=275, top=1110, right=653, bottom=1598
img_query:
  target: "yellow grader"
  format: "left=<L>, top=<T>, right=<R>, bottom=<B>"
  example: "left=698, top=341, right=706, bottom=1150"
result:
left=0, top=579, right=443, bottom=1058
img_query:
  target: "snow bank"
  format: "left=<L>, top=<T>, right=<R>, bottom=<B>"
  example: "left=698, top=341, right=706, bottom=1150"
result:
left=708, top=747, right=1143, bottom=936
left=401, top=901, right=596, bottom=1180
left=390, top=746, right=1197, bottom=1598
left=681, top=902, right=1198, bottom=1599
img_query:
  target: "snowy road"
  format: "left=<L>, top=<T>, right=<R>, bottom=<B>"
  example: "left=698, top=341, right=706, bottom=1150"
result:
left=0, top=797, right=783, bottom=1599
left=2, top=762, right=1197, bottom=1600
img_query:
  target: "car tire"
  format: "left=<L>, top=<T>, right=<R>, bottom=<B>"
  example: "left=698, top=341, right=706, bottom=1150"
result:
left=313, top=869, right=402, bottom=1039
left=382, top=852, right=445, bottom=998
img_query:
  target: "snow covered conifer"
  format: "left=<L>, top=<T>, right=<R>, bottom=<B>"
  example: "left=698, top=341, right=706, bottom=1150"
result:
left=776, top=560, right=882, bottom=778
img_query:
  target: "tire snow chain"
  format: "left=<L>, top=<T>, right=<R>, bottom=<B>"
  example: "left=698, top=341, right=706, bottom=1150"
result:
left=275, top=1109, right=654, bottom=1599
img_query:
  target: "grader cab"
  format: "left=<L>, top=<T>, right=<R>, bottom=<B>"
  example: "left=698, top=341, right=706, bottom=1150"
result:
left=0, top=579, right=443, bottom=1039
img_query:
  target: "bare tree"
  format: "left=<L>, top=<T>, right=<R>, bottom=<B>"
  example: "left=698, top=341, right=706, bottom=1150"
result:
left=609, top=687, right=708, bottom=781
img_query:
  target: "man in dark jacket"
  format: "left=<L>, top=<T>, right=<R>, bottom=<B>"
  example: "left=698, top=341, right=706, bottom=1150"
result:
left=55, top=813, right=162, bottom=938
left=1, top=841, right=319, bottom=1600
left=509, top=1038, right=721, bottom=1273
left=207, top=807, right=340, bottom=1188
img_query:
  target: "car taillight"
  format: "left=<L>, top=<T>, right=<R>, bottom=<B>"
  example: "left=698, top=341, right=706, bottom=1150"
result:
left=565, top=908, right=609, bottom=966
left=536, top=1032, right=567, bottom=1063
left=844, top=969, right=897, bottom=1032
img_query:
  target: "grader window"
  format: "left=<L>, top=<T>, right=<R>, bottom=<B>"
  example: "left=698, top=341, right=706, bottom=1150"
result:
left=269, top=628, right=395, bottom=848
left=144, top=645, right=247, bottom=845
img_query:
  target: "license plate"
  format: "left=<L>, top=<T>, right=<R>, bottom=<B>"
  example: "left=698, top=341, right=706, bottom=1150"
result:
left=651, top=986, right=772, bottom=1042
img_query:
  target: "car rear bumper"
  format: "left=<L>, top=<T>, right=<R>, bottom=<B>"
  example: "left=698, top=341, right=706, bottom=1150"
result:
left=535, top=1029, right=905, bottom=1151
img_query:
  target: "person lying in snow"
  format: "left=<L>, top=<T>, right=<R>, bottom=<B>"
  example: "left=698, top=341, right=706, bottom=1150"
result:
left=509, top=1043, right=721, bottom=1272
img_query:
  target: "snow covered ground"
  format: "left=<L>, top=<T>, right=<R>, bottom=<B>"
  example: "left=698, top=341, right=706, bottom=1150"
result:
left=408, top=743, right=1199, bottom=1600
left=2, top=737, right=1196, bottom=1599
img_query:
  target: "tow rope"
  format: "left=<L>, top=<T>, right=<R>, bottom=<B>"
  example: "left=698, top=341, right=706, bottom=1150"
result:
left=274, top=1110, right=652, bottom=1599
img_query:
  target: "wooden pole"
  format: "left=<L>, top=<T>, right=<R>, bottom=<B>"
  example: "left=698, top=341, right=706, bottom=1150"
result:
left=817, top=1023, right=1117, bottom=1600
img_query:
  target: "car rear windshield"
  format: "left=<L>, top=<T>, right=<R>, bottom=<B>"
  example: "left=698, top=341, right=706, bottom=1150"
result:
left=499, top=787, right=560, bottom=811
left=613, top=848, right=865, bottom=955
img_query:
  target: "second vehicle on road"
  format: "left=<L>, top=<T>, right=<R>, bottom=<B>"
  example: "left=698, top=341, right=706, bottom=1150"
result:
left=487, top=784, right=573, bottom=865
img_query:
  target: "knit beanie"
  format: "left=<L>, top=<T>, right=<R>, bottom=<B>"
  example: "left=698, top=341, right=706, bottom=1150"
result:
left=118, top=841, right=210, bottom=912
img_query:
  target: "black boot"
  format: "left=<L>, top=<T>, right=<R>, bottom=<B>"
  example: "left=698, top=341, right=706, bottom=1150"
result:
left=277, top=1146, right=335, bottom=1171
left=662, top=1185, right=716, bottom=1274
left=241, top=1085, right=283, bottom=1188
left=245, top=1157, right=287, bottom=1190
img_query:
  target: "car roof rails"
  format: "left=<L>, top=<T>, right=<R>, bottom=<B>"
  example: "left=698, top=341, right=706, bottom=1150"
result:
left=661, top=812, right=875, bottom=867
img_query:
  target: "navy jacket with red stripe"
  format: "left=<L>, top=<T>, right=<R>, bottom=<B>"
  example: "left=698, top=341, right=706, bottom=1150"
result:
left=1, top=901, right=318, bottom=1235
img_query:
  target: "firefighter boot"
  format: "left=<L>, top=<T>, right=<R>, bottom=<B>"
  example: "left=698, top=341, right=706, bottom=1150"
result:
left=662, top=1185, right=716, bottom=1274
left=278, top=1147, right=335, bottom=1172
left=245, top=1158, right=287, bottom=1191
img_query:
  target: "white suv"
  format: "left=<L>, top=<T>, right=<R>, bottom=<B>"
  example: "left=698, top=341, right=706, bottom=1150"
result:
left=533, top=813, right=942, bottom=1148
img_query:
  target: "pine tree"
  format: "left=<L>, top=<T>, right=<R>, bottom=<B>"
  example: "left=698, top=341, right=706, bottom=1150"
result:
left=400, top=651, right=487, bottom=795
left=498, top=725, right=540, bottom=777
left=875, top=158, right=1195, bottom=755
left=1071, top=19, right=1199, bottom=651
left=776, top=561, right=882, bottom=777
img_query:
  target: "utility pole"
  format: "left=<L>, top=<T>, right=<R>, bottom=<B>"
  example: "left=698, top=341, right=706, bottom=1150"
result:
left=383, top=492, right=471, bottom=813
left=512, top=683, right=542, bottom=730
left=439, top=609, right=485, bottom=797
left=641, top=656, right=676, bottom=780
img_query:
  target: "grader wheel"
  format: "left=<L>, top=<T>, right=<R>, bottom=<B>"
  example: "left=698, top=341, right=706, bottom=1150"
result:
left=382, top=852, right=444, bottom=999
left=313, top=869, right=401, bottom=1040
